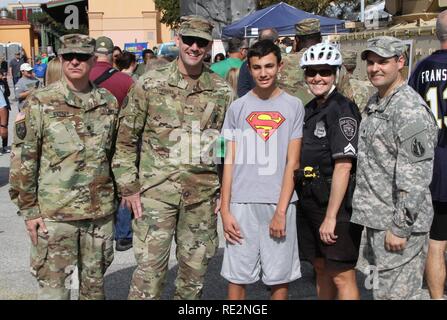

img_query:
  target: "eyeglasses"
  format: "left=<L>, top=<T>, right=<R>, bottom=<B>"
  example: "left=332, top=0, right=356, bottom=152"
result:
left=304, top=68, right=334, bottom=77
left=181, top=35, right=210, bottom=48
left=61, top=53, right=92, bottom=62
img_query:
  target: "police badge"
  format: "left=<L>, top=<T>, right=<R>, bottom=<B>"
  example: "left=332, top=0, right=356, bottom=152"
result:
left=314, top=121, right=326, bottom=138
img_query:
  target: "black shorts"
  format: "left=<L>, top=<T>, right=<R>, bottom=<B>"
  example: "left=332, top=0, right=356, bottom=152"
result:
left=297, top=196, right=363, bottom=270
left=430, top=201, right=447, bottom=241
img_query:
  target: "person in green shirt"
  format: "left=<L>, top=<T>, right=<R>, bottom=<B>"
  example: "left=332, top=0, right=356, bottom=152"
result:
left=211, top=37, right=248, bottom=78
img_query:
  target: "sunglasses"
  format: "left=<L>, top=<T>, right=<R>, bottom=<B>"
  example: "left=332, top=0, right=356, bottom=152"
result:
left=181, top=35, right=210, bottom=48
left=304, top=68, right=335, bottom=77
left=61, top=53, right=92, bottom=62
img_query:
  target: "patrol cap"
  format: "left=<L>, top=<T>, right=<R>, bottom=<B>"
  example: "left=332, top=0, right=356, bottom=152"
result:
left=342, top=50, right=357, bottom=67
left=95, top=36, right=114, bottom=54
left=178, top=15, right=214, bottom=41
left=361, top=36, right=406, bottom=60
left=295, top=18, right=321, bottom=36
left=58, top=33, right=95, bottom=55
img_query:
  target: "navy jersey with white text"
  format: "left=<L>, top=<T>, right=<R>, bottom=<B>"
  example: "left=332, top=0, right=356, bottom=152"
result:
left=408, top=50, right=447, bottom=201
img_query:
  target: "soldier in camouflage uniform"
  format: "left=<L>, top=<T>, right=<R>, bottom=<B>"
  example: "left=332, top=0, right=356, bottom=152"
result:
left=112, top=15, right=233, bottom=300
left=351, top=36, right=438, bottom=300
left=9, top=34, right=119, bottom=300
left=277, top=18, right=321, bottom=105
left=338, top=50, right=376, bottom=114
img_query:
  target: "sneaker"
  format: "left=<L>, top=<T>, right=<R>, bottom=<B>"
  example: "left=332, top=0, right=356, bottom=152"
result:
left=115, top=238, right=132, bottom=251
left=2, top=147, right=10, bottom=154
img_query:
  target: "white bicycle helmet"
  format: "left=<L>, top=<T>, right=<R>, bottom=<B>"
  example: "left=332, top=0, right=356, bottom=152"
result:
left=300, top=43, right=343, bottom=69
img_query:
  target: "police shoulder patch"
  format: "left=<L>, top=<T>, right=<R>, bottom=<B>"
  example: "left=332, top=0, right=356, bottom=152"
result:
left=339, top=117, right=357, bottom=141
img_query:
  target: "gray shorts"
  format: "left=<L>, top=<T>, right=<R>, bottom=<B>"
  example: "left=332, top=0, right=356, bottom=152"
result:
left=221, top=202, right=301, bottom=286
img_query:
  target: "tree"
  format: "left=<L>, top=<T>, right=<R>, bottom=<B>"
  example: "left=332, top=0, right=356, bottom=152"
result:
left=154, top=0, right=180, bottom=29
left=257, top=0, right=377, bottom=20
left=153, top=0, right=377, bottom=30
left=256, top=0, right=334, bottom=15
left=28, top=11, right=88, bottom=36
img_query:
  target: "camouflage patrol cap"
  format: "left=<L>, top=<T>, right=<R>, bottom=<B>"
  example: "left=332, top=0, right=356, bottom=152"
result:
left=58, top=34, right=95, bottom=55
left=95, top=36, right=114, bottom=54
left=178, top=15, right=213, bottom=41
left=295, top=18, right=320, bottom=36
left=361, top=36, right=406, bottom=60
left=342, top=50, right=357, bottom=67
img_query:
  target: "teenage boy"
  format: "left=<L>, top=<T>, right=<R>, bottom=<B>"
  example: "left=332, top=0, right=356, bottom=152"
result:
left=220, top=39, right=304, bottom=300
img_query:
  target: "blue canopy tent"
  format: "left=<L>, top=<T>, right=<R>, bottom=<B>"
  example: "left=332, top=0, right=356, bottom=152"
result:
left=222, top=2, right=348, bottom=38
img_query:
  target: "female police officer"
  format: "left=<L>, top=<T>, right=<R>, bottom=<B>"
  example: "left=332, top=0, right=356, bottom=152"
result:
left=296, top=43, right=363, bottom=300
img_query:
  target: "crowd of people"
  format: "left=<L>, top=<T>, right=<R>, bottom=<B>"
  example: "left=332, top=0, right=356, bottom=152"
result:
left=4, top=9, right=447, bottom=301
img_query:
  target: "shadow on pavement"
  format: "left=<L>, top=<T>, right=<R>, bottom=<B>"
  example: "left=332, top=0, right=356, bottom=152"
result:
left=0, top=167, right=9, bottom=188
left=105, top=247, right=373, bottom=300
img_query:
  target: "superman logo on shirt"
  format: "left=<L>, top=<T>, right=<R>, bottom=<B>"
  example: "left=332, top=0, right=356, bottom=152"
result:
left=246, top=111, right=285, bottom=141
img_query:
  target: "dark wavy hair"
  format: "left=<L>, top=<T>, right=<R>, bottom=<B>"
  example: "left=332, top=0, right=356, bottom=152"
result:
left=247, top=39, right=281, bottom=65
left=116, top=51, right=136, bottom=70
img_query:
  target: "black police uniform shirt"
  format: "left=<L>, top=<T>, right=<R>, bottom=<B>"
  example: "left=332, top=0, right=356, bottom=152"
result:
left=408, top=49, right=447, bottom=202
left=301, top=88, right=361, bottom=178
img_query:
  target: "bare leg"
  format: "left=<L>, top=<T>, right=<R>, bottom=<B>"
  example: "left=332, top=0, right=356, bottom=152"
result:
left=271, top=283, right=288, bottom=300
left=329, top=268, right=360, bottom=300
left=425, top=239, right=447, bottom=299
left=313, top=258, right=337, bottom=300
left=228, top=282, right=246, bottom=300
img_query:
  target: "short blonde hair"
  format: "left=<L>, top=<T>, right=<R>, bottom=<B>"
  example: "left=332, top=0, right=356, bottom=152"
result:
left=225, top=67, right=240, bottom=95
left=45, top=58, right=62, bottom=85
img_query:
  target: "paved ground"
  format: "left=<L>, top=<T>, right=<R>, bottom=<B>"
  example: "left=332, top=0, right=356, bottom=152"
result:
left=0, top=82, right=436, bottom=300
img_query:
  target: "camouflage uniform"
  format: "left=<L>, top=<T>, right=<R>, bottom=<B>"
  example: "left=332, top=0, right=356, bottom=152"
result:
left=351, top=37, right=439, bottom=300
left=277, top=18, right=319, bottom=105
left=112, top=16, right=233, bottom=300
left=9, top=34, right=119, bottom=300
left=338, top=50, right=376, bottom=114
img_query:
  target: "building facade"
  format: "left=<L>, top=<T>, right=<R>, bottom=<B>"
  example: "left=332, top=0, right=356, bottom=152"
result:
left=7, top=2, right=44, bottom=22
left=0, top=17, right=37, bottom=63
left=88, top=0, right=173, bottom=49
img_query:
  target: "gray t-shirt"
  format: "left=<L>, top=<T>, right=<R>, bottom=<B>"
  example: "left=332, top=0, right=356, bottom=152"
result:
left=221, top=90, right=304, bottom=204
left=9, top=58, right=24, bottom=78
left=15, top=77, right=40, bottom=109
